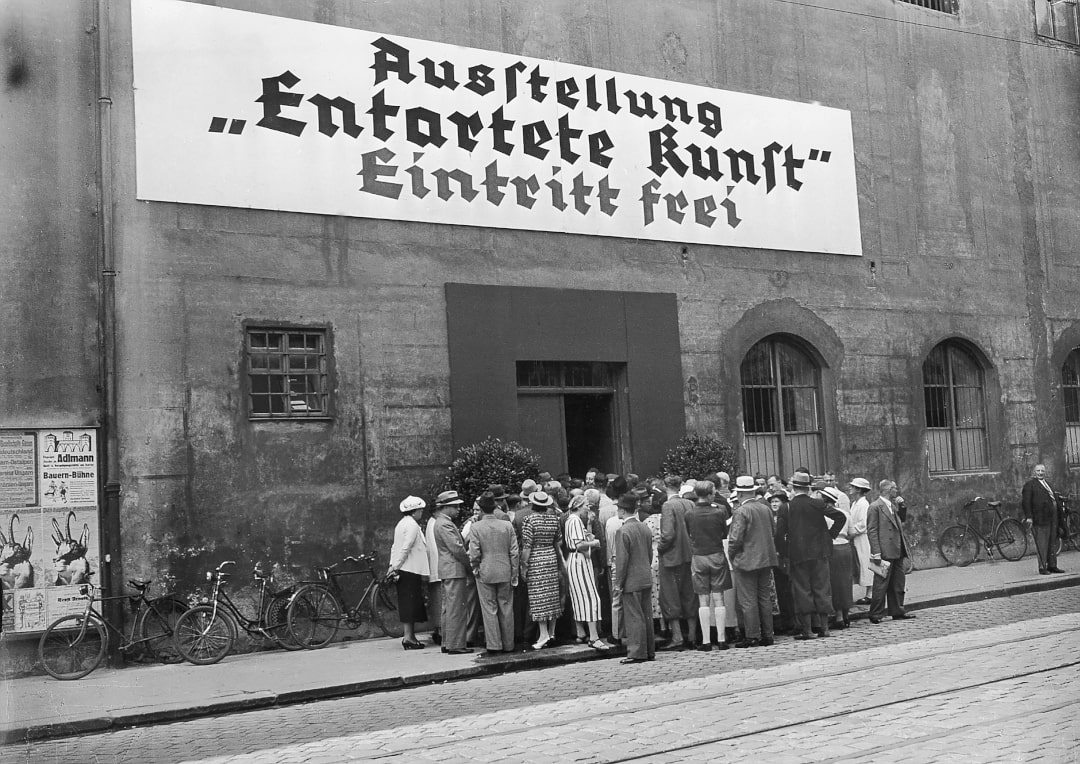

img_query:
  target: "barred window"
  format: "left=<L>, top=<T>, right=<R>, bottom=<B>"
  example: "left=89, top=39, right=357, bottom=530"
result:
left=246, top=327, right=330, bottom=418
left=1036, top=0, right=1079, bottom=45
left=898, top=0, right=958, bottom=13
left=740, top=336, right=824, bottom=477
left=923, top=341, right=989, bottom=473
left=1063, top=349, right=1080, bottom=464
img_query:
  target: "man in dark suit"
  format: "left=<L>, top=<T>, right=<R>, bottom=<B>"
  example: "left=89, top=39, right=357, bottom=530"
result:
left=728, top=475, right=779, bottom=648
left=1022, top=463, right=1065, bottom=574
left=614, top=493, right=655, bottom=663
left=468, top=491, right=520, bottom=654
left=867, top=479, right=915, bottom=623
left=775, top=471, right=846, bottom=640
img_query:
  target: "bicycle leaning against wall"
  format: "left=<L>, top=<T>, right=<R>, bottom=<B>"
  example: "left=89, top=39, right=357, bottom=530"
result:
left=938, top=496, right=1028, bottom=567
left=172, top=560, right=304, bottom=666
left=286, top=554, right=402, bottom=649
left=37, top=574, right=189, bottom=680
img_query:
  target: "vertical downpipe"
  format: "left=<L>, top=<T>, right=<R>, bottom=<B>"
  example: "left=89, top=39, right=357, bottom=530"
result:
left=94, top=0, right=123, bottom=665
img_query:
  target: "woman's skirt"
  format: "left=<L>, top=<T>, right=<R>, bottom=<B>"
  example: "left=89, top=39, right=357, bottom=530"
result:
left=396, top=570, right=428, bottom=623
left=566, top=552, right=601, bottom=622
left=829, top=543, right=854, bottom=613
left=527, top=547, right=563, bottom=620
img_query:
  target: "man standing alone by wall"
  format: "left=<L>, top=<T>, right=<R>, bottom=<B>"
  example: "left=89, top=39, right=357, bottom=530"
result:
left=867, top=479, right=915, bottom=623
left=1022, top=463, right=1065, bottom=574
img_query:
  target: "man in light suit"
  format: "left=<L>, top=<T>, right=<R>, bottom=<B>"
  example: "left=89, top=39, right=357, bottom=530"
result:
left=1022, top=463, right=1065, bottom=574
left=728, top=475, right=779, bottom=648
left=867, top=479, right=915, bottom=623
left=614, top=493, right=655, bottom=663
left=468, top=491, right=520, bottom=655
left=433, top=496, right=480, bottom=654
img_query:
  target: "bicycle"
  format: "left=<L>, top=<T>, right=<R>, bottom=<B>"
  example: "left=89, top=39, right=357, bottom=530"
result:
left=172, top=560, right=305, bottom=665
left=1055, top=494, right=1080, bottom=556
left=37, top=575, right=188, bottom=680
left=938, top=496, right=1028, bottom=567
left=286, top=554, right=402, bottom=648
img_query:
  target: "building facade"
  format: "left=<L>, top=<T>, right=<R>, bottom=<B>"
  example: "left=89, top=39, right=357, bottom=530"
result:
left=2, top=0, right=1079, bottom=649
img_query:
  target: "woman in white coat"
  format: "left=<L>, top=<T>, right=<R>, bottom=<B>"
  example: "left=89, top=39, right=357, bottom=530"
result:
left=847, top=478, right=874, bottom=604
left=388, top=495, right=430, bottom=649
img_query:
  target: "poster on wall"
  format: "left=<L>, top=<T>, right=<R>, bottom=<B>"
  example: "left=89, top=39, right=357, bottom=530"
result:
left=0, top=429, right=99, bottom=633
left=131, top=0, right=862, bottom=255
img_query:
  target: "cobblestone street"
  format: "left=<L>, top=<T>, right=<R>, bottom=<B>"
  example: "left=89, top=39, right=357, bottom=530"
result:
left=9, top=587, right=1079, bottom=764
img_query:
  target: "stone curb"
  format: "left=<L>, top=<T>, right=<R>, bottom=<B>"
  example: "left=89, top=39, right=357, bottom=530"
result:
left=4, top=573, right=1077, bottom=745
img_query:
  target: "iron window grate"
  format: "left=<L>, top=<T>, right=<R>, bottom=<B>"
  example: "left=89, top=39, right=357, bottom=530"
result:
left=246, top=328, right=330, bottom=419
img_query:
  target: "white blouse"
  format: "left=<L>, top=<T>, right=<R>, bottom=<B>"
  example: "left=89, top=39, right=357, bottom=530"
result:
left=389, top=515, right=430, bottom=576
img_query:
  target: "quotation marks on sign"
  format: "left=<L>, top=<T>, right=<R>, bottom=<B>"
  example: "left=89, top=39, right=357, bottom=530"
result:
left=209, top=116, right=247, bottom=134
left=808, top=149, right=831, bottom=163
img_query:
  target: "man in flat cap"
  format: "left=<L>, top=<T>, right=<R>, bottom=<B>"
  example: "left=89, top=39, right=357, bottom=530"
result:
left=775, top=471, right=847, bottom=639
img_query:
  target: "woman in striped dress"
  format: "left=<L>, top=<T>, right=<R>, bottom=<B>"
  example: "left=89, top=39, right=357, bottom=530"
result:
left=564, top=495, right=610, bottom=651
left=521, top=491, right=563, bottom=650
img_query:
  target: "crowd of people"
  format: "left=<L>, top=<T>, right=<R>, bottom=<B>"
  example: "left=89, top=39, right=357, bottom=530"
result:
left=385, top=467, right=920, bottom=659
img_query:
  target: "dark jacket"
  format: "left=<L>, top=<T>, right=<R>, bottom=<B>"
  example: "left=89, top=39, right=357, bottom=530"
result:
left=615, top=517, right=654, bottom=593
left=658, top=495, right=694, bottom=567
left=1021, top=478, right=1058, bottom=526
left=775, top=493, right=847, bottom=564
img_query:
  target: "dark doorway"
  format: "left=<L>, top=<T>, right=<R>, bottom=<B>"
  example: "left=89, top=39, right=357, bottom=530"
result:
left=564, top=394, right=615, bottom=478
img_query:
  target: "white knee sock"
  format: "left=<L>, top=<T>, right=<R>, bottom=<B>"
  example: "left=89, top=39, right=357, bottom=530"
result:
left=713, top=607, right=727, bottom=641
left=698, top=607, right=711, bottom=644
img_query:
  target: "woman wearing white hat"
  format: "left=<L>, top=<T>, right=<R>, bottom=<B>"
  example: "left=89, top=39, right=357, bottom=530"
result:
left=388, top=495, right=431, bottom=649
left=847, top=478, right=874, bottom=604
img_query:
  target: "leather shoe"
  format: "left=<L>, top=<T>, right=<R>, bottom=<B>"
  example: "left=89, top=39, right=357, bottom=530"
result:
left=869, top=618, right=882, bottom=624
left=620, top=657, right=648, bottom=664
left=892, top=613, right=916, bottom=620
left=759, top=638, right=774, bottom=646
left=794, top=633, right=815, bottom=640
left=659, top=641, right=686, bottom=652
left=445, top=647, right=474, bottom=655
left=1048, top=567, right=1066, bottom=574
left=735, top=638, right=760, bottom=648
left=1039, top=569, right=1051, bottom=575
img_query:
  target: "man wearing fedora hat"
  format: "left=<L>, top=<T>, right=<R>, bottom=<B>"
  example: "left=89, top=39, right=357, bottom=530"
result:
left=867, top=479, right=915, bottom=623
left=728, top=476, right=779, bottom=647
left=775, top=471, right=847, bottom=639
left=432, top=490, right=481, bottom=654
left=614, top=493, right=655, bottom=663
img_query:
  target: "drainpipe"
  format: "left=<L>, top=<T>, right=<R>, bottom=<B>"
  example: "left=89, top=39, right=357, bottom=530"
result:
left=93, top=0, right=123, bottom=665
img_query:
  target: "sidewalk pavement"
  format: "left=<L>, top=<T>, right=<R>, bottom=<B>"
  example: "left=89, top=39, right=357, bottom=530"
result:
left=2, top=550, right=1077, bottom=744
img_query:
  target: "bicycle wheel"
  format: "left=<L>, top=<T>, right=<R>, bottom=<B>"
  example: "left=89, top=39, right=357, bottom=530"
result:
left=994, top=518, right=1028, bottom=562
left=135, top=596, right=188, bottom=663
left=939, top=525, right=978, bottom=567
left=174, top=605, right=235, bottom=665
left=369, top=579, right=404, bottom=638
left=39, top=613, right=108, bottom=680
left=287, top=584, right=341, bottom=648
left=264, top=589, right=304, bottom=651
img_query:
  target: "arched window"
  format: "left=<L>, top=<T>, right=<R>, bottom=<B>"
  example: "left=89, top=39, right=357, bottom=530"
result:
left=740, top=336, right=824, bottom=477
left=1063, top=349, right=1080, bottom=464
left=923, top=341, right=989, bottom=473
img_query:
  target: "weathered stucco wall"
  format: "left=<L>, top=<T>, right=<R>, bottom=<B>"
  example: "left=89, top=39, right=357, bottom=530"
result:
left=94, top=0, right=1080, bottom=587
left=0, top=0, right=101, bottom=428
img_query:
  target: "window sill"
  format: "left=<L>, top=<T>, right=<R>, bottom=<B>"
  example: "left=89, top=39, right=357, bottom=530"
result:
left=928, top=470, right=999, bottom=479
left=248, top=416, right=334, bottom=423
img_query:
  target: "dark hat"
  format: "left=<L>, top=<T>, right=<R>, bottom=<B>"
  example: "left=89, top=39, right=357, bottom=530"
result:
left=478, top=491, right=497, bottom=511
left=610, top=475, right=629, bottom=494
left=617, top=493, right=639, bottom=511
left=487, top=484, right=507, bottom=499
left=790, top=471, right=812, bottom=487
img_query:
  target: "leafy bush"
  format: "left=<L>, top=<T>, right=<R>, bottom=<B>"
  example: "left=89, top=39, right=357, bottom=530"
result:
left=429, top=437, right=542, bottom=509
left=660, top=434, right=738, bottom=481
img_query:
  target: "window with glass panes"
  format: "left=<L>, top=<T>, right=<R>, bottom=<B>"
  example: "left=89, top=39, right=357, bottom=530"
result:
left=923, top=341, right=989, bottom=473
left=1063, top=349, right=1080, bottom=464
left=1036, top=0, right=1079, bottom=46
left=740, top=337, right=824, bottom=477
left=246, top=328, right=329, bottom=418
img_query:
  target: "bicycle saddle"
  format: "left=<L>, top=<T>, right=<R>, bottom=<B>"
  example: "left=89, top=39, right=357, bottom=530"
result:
left=128, top=578, right=151, bottom=590
left=988, top=501, right=1001, bottom=508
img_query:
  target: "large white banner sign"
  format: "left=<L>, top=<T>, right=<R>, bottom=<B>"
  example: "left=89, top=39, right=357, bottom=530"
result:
left=132, top=0, right=862, bottom=255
